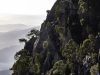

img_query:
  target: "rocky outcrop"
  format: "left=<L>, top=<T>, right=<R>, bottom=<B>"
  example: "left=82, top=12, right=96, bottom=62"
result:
left=12, top=0, right=100, bottom=75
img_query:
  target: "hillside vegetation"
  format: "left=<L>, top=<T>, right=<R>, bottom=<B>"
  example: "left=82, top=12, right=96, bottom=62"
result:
left=12, top=0, right=100, bottom=75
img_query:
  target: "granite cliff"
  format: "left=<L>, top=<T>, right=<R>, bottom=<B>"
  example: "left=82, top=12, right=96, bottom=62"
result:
left=12, top=0, right=100, bottom=75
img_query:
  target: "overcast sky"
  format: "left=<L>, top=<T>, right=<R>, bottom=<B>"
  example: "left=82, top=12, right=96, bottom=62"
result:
left=0, top=0, right=56, bottom=26
left=0, top=0, right=56, bottom=15
left=0, top=15, right=46, bottom=27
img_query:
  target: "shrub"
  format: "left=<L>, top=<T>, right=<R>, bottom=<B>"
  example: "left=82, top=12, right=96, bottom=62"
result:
left=43, top=40, right=49, bottom=49
left=47, top=60, right=66, bottom=75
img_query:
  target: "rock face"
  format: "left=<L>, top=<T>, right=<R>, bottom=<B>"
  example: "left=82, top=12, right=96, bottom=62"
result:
left=12, top=0, right=100, bottom=75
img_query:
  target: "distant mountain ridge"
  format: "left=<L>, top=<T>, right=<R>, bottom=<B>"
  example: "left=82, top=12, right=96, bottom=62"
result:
left=0, top=24, right=36, bottom=75
left=0, top=24, right=31, bottom=32
left=0, top=45, right=22, bottom=71
left=0, top=28, right=31, bottom=49
left=0, top=70, right=12, bottom=75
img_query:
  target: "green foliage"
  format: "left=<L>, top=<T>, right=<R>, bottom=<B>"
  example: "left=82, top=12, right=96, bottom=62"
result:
left=62, top=39, right=78, bottom=60
left=91, top=53, right=98, bottom=64
left=12, top=49, right=32, bottom=75
left=13, top=49, right=41, bottom=75
left=61, top=39, right=79, bottom=73
left=47, top=60, right=66, bottom=75
left=12, top=33, right=99, bottom=75
left=82, top=39, right=91, bottom=48
left=55, top=25, right=65, bottom=41
left=80, top=18, right=85, bottom=26
left=55, top=26, right=64, bottom=34
left=55, top=5, right=62, bottom=17
left=80, top=34, right=95, bottom=56
left=12, top=29, right=40, bottom=75
left=43, top=40, right=49, bottom=49
left=14, top=49, right=30, bottom=60
left=78, top=0, right=88, bottom=14
left=32, top=53, right=41, bottom=74
left=46, top=21, right=51, bottom=27
left=61, top=37, right=98, bottom=74
left=90, top=63, right=99, bottom=75
left=27, top=29, right=39, bottom=38
left=79, top=0, right=89, bottom=27
left=88, top=34, right=95, bottom=40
